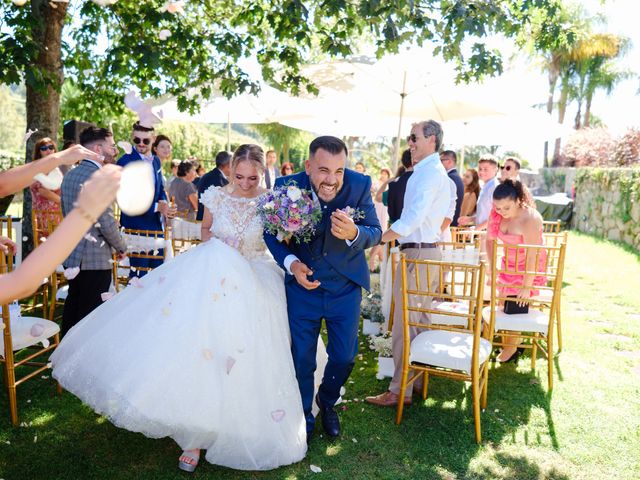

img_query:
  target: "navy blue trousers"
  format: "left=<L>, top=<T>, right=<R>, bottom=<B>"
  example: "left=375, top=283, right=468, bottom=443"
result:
left=286, top=281, right=361, bottom=433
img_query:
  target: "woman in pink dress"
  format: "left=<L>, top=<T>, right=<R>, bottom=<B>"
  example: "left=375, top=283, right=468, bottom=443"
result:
left=486, top=179, right=546, bottom=363
left=30, top=137, right=62, bottom=241
left=368, top=168, right=390, bottom=271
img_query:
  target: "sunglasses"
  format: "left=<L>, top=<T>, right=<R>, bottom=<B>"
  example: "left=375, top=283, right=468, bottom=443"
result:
left=133, top=137, right=151, bottom=145
left=406, top=133, right=432, bottom=143
left=39, top=144, right=55, bottom=152
left=501, top=165, right=512, bottom=171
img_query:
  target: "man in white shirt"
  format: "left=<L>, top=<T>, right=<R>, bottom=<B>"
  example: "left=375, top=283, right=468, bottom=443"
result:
left=458, top=154, right=499, bottom=230
left=366, top=120, right=450, bottom=408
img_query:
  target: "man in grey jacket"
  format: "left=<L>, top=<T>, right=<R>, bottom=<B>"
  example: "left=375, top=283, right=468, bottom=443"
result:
left=60, top=127, right=127, bottom=337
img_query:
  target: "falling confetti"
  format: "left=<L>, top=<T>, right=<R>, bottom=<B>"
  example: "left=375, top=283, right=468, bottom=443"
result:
left=41, top=375, right=49, bottom=379
left=23, top=128, right=38, bottom=143
left=270, top=410, right=285, bottom=422
left=161, top=306, right=171, bottom=317
left=99, top=241, right=105, bottom=247
left=22, top=236, right=28, bottom=241
left=47, top=362, right=52, bottom=368
left=130, top=277, right=144, bottom=288
left=94, top=222, right=101, bottom=228
left=352, top=438, right=358, bottom=443
left=30, top=324, right=45, bottom=337
left=158, top=29, right=172, bottom=41
left=100, top=292, right=114, bottom=301
left=92, top=0, right=118, bottom=6
left=117, top=141, right=133, bottom=154
left=84, top=233, right=97, bottom=243
left=225, top=356, right=236, bottom=374
left=310, top=465, right=322, bottom=473
left=124, top=90, right=162, bottom=128
left=158, top=276, right=166, bottom=284
left=63, top=267, right=80, bottom=280
left=41, top=339, right=50, bottom=348
left=212, top=293, right=219, bottom=301
left=202, top=349, right=213, bottom=360
left=33, top=435, right=38, bottom=443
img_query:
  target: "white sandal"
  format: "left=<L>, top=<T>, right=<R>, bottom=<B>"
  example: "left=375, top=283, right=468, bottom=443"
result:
left=178, top=449, right=200, bottom=473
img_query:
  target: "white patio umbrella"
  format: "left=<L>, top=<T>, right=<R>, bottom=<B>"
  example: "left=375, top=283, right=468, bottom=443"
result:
left=273, top=50, right=509, bottom=165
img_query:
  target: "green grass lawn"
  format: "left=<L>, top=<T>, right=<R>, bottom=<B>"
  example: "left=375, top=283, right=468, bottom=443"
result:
left=1, top=232, right=639, bottom=479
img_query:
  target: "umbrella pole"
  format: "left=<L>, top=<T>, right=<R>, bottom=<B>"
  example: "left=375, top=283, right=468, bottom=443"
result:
left=226, top=113, right=231, bottom=152
left=392, top=71, right=408, bottom=171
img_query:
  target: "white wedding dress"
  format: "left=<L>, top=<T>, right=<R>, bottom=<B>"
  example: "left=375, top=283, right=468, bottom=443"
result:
left=51, top=186, right=307, bottom=471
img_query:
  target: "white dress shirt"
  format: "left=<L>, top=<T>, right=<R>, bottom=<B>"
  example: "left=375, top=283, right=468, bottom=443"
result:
left=437, top=177, right=458, bottom=242
left=475, top=176, right=498, bottom=227
left=391, top=152, right=450, bottom=244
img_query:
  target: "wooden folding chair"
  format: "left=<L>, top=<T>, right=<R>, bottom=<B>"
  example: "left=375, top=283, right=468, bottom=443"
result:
left=540, top=232, right=568, bottom=352
left=483, top=241, right=567, bottom=390
left=386, top=243, right=400, bottom=332
left=169, top=217, right=202, bottom=256
left=0, top=252, right=62, bottom=425
left=542, top=220, right=562, bottom=233
left=395, top=255, right=490, bottom=443
left=112, top=228, right=166, bottom=291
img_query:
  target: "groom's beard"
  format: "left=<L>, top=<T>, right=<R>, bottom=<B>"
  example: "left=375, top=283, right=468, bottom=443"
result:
left=310, top=179, right=341, bottom=202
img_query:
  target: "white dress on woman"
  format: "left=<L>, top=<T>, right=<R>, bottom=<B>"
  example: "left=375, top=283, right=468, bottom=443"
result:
left=51, top=186, right=307, bottom=471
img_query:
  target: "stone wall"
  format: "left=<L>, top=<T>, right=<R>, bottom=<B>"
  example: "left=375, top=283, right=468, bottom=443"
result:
left=572, top=168, right=640, bottom=251
left=520, top=167, right=577, bottom=195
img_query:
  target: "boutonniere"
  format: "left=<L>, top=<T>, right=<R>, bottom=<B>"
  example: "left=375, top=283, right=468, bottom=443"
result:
left=338, top=206, right=365, bottom=222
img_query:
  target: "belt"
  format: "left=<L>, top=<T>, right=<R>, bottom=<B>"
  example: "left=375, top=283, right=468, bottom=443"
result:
left=399, top=242, right=438, bottom=251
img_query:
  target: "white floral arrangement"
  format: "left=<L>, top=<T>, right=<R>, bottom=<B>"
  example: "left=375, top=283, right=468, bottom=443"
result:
left=361, top=292, right=385, bottom=323
left=369, top=332, right=393, bottom=357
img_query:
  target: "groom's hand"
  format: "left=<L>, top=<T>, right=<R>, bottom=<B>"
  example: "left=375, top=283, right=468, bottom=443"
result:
left=330, top=211, right=358, bottom=241
left=291, top=261, right=321, bottom=290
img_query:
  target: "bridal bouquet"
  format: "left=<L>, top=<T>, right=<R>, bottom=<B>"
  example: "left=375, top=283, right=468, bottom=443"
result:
left=258, top=184, right=322, bottom=243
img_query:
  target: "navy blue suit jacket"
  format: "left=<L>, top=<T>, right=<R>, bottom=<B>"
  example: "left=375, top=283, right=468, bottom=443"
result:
left=448, top=168, right=465, bottom=226
left=116, top=150, right=167, bottom=231
left=264, top=170, right=382, bottom=292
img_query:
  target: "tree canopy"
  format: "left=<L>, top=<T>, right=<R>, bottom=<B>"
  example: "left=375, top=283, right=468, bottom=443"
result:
left=1, top=0, right=573, bottom=122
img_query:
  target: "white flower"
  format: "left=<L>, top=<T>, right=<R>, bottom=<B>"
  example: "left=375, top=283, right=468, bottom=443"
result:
left=286, top=186, right=302, bottom=202
left=263, top=201, right=275, bottom=210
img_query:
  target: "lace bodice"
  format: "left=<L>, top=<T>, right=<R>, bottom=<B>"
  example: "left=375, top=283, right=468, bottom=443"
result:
left=200, top=186, right=267, bottom=258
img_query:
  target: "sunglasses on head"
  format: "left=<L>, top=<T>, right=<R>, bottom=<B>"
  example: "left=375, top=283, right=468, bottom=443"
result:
left=133, top=137, right=151, bottom=145
left=39, top=144, right=55, bottom=152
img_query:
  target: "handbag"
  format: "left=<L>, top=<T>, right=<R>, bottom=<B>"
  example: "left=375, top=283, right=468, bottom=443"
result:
left=503, top=295, right=529, bottom=315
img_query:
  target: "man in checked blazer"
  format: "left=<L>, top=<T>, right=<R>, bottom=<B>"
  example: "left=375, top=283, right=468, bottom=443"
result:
left=60, top=127, right=127, bottom=337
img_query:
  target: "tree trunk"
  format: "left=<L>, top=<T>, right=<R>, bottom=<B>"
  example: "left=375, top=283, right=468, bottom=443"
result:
left=544, top=68, right=559, bottom=168
left=22, top=1, right=67, bottom=255
left=584, top=94, right=593, bottom=127
left=553, top=79, right=570, bottom=166
left=574, top=102, right=582, bottom=130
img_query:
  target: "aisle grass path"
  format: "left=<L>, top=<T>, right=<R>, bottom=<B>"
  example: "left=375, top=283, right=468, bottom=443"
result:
left=1, top=232, right=639, bottom=479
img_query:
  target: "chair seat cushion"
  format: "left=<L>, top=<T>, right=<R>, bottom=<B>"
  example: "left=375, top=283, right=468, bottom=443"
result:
left=534, top=289, right=553, bottom=302
left=431, top=301, right=470, bottom=327
left=482, top=306, right=549, bottom=334
left=410, top=330, right=492, bottom=373
left=0, top=316, right=59, bottom=355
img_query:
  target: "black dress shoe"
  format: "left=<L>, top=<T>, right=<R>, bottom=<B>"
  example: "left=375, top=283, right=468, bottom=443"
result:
left=315, top=393, right=340, bottom=438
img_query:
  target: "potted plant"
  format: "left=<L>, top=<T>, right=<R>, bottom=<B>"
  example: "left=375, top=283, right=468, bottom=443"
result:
left=369, top=332, right=394, bottom=379
left=361, top=292, right=384, bottom=336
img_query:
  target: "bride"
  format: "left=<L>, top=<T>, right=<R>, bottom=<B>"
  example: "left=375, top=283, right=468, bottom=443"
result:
left=51, top=144, right=307, bottom=472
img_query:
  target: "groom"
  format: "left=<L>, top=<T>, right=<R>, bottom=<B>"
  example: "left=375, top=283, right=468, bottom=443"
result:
left=264, top=136, right=382, bottom=441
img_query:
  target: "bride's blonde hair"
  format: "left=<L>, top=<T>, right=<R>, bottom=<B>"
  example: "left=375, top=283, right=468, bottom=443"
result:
left=232, top=144, right=266, bottom=173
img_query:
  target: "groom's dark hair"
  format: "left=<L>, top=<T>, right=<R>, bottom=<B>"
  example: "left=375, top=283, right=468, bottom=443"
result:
left=309, top=136, right=348, bottom=157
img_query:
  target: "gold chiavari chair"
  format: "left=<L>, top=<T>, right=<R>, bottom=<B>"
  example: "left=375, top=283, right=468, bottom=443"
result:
left=395, top=255, right=490, bottom=443
left=483, top=241, right=567, bottom=390
left=386, top=242, right=400, bottom=333
left=540, top=232, right=569, bottom=352
left=542, top=220, right=562, bottom=233
left=112, top=228, right=166, bottom=291
left=169, top=217, right=202, bottom=256
left=0, top=252, right=62, bottom=425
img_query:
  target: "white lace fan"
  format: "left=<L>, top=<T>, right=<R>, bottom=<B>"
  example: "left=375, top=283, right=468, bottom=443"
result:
left=33, top=167, right=63, bottom=190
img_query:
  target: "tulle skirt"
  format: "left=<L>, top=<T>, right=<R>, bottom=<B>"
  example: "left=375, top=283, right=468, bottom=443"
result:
left=51, top=239, right=307, bottom=470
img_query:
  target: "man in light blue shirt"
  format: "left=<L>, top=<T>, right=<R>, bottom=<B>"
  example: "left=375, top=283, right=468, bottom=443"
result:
left=366, top=119, right=450, bottom=408
left=458, top=154, right=499, bottom=230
